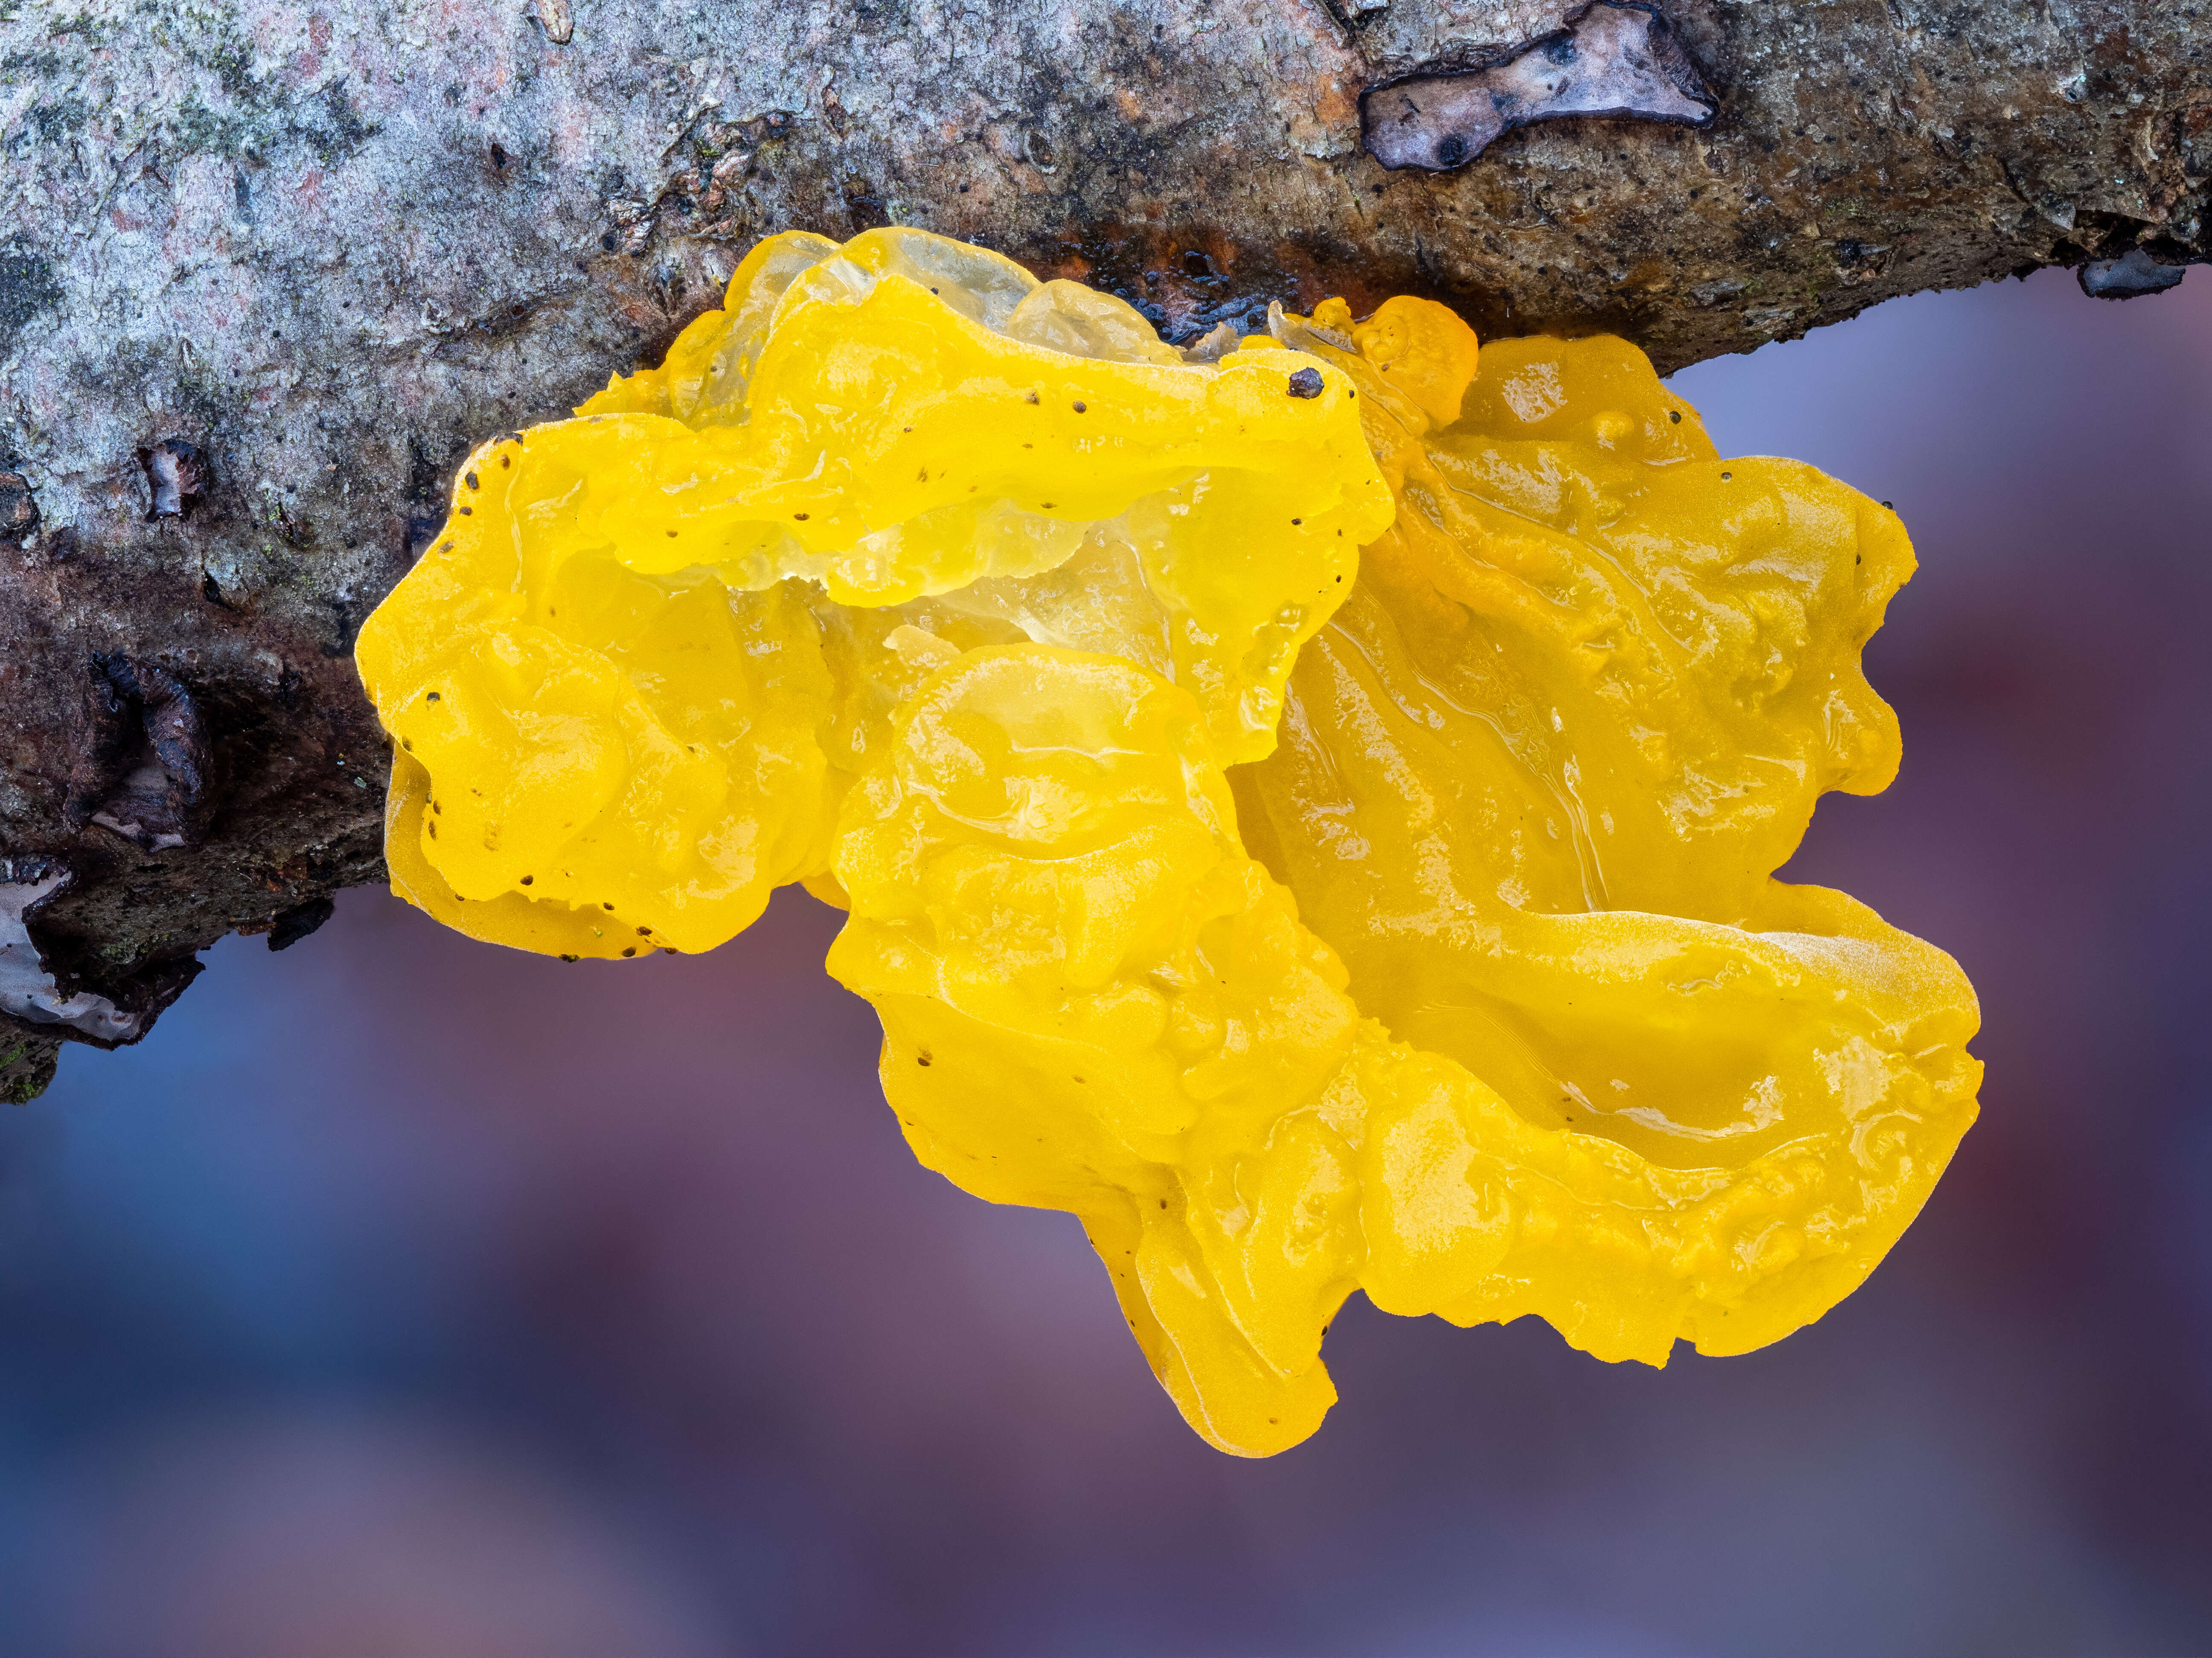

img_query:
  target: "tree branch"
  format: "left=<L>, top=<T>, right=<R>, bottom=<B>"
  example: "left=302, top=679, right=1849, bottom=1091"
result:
left=2, top=0, right=2206, bottom=1096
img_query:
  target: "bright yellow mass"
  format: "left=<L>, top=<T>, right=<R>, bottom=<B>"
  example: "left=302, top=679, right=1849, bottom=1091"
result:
left=355, top=227, right=1980, bottom=1456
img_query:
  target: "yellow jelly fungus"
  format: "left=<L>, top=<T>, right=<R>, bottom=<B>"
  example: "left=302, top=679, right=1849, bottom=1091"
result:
left=355, top=228, right=1389, bottom=957
left=355, top=230, right=1980, bottom=1457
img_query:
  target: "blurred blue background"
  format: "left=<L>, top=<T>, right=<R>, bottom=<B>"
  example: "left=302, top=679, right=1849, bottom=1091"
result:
left=3, top=269, right=2209, bottom=1657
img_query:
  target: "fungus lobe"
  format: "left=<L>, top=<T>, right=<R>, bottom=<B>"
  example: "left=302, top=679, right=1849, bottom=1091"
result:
left=355, top=229, right=1979, bottom=1455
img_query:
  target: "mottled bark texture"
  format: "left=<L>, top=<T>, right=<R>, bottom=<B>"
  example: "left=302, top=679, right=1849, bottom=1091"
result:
left=2, top=0, right=2207, bottom=1100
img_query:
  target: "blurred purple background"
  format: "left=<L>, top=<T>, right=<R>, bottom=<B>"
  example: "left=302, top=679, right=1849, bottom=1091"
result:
left=4, top=269, right=2210, bottom=1657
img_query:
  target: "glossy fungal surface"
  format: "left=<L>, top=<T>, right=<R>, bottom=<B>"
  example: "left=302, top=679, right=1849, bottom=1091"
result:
left=355, top=230, right=1980, bottom=1456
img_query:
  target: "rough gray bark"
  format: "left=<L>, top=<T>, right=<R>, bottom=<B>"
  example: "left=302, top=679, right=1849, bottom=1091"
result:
left=2, top=0, right=2207, bottom=1101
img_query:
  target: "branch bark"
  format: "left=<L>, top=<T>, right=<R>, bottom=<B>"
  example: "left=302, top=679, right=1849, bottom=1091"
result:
left=3, top=0, right=2207, bottom=1099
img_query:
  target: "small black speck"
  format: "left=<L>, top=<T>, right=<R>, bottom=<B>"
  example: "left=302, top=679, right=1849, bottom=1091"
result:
left=1025, top=391, right=1040, bottom=405
left=500, top=455, right=511, bottom=468
left=1072, top=400, right=1087, bottom=413
left=1041, top=501, right=1055, bottom=509
left=1290, top=518, right=1301, bottom=526
left=636, top=926, right=651, bottom=936
left=559, top=953, right=579, bottom=962
left=793, top=511, right=810, bottom=520
left=667, top=529, right=678, bottom=537
left=519, top=874, right=533, bottom=886
left=602, top=902, right=614, bottom=910
left=1721, top=471, right=1732, bottom=481
left=427, top=691, right=442, bottom=701
left=917, top=1053, right=933, bottom=1067
left=1669, top=410, right=1682, bottom=424
left=458, top=505, right=472, bottom=515
left=1286, top=367, right=1324, bottom=399
left=1882, top=500, right=1895, bottom=510
left=466, top=471, right=480, bottom=489
left=930, top=286, right=939, bottom=294
left=622, top=946, right=637, bottom=957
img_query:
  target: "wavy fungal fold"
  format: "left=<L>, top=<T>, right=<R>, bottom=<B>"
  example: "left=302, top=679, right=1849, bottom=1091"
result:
left=355, top=229, right=1981, bottom=1455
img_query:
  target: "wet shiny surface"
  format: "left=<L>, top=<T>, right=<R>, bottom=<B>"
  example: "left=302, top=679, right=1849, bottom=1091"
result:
left=3, top=269, right=2207, bottom=1649
left=358, top=237, right=1976, bottom=1454
left=355, top=228, right=1387, bottom=962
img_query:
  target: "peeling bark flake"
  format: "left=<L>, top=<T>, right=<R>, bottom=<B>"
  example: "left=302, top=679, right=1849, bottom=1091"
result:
left=1361, top=2, right=1717, bottom=174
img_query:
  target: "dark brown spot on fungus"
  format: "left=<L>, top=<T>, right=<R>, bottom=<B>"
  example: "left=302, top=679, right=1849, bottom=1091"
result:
left=793, top=511, right=809, bottom=520
left=519, top=874, right=533, bottom=885
left=622, top=946, right=637, bottom=957
left=466, top=471, right=480, bottom=489
left=1286, top=367, right=1324, bottom=399
left=1669, top=410, right=1682, bottom=423
left=1072, top=401, right=1087, bottom=413
left=1360, top=0, right=1717, bottom=174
